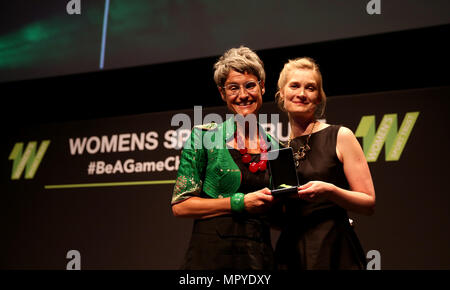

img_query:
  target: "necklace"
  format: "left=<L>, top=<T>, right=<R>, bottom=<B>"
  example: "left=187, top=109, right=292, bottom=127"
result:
left=235, top=132, right=268, bottom=173
left=288, top=121, right=316, bottom=167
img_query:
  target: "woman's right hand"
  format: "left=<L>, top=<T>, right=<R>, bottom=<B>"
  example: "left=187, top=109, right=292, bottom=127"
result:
left=244, top=188, right=274, bottom=214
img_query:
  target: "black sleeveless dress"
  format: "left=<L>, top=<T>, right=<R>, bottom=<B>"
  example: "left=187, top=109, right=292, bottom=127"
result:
left=181, top=148, right=274, bottom=270
left=274, top=125, right=367, bottom=270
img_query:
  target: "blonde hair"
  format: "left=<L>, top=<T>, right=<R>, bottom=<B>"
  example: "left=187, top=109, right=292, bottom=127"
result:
left=275, top=57, right=326, bottom=119
left=213, top=46, right=265, bottom=88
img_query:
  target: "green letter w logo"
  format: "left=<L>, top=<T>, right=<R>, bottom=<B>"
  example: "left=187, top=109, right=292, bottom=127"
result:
left=355, top=112, right=419, bottom=162
left=9, top=140, right=51, bottom=180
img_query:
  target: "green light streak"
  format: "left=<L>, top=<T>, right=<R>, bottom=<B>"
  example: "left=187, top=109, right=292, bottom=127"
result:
left=44, top=180, right=176, bottom=189
left=0, top=3, right=104, bottom=70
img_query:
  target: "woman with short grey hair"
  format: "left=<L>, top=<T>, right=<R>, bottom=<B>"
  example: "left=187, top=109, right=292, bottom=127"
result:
left=171, top=46, right=277, bottom=270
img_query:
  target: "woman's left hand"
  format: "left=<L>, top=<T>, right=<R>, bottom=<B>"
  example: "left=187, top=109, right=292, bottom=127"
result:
left=297, top=181, right=335, bottom=202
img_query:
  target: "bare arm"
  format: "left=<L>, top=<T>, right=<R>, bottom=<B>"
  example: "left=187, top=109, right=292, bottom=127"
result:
left=172, top=196, right=231, bottom=219
left=298, top=127, right=375, bottom=215
left=172, top=188, right=274, bottom=219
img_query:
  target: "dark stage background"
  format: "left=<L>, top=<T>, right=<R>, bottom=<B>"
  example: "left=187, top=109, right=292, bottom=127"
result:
left=2, top=87, right=450, bottom=269
left=1, top=1, right=450, bottom=270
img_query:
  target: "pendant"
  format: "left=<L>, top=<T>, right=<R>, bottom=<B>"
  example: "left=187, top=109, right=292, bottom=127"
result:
left=235, top=132, right=268, bottom=173
left=249, top=162, right=259, bottom=173
left=242, top=154, right=252, bottom=164
left=293, top=144, right=310, bottom=167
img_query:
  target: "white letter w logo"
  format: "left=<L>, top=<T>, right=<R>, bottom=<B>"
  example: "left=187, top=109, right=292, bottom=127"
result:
left=9, top=140, right=50, bottom=180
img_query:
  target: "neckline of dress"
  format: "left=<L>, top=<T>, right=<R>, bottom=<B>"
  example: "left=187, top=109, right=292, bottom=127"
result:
left=291, top=124, right=332, bottom=140
left=227, top=146, right=261, bottom=155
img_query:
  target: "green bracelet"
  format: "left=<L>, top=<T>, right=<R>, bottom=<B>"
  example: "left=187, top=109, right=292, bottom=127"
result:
left=230, top=193, right=245, bottom=213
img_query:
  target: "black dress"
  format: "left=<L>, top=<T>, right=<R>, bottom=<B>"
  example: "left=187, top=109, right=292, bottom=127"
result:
left=181, top=148, right=274, bottom=270
left=274, top=125, right=367, bottom=270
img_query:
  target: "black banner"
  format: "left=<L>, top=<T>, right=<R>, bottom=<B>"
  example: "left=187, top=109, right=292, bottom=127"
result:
left=2, top=86, right=450, bottom=269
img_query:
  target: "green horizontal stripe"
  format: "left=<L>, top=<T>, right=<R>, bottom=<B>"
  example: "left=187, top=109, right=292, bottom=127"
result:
left=44, top=180, right=176, bottom=189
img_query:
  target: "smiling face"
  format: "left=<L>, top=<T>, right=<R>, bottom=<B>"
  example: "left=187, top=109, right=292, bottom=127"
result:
left=219, top=70, right=264, bottom=116
left=280, top=69, right=321, bottom=119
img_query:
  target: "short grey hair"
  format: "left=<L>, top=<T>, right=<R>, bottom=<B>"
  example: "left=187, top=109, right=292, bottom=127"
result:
left=213, top=46, right=265, bottom=88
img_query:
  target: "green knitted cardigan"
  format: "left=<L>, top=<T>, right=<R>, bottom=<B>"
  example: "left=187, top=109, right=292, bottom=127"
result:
left=171, top=116, right=279, bottom=205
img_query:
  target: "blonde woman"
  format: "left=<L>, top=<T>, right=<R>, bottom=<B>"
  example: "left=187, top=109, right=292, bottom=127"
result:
left=274, top=57, right=375, bottom=270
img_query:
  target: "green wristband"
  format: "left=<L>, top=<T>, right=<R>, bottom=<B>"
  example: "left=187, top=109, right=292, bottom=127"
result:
left=230, top=193, right=245, bottom=213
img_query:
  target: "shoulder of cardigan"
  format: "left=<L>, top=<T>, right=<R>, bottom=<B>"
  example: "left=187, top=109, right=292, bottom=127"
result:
left=193, top=122, right=218, bottom=131
left=193, top=116, right=279, bottom=147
